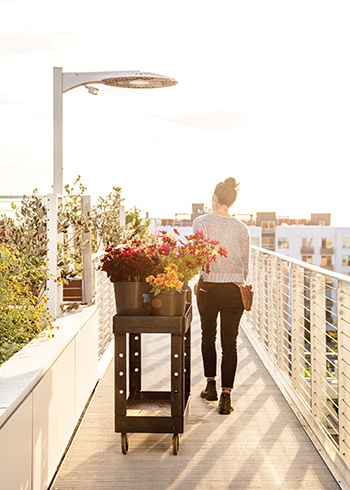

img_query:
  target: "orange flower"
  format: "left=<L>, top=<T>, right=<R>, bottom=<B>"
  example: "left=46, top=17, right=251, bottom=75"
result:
left=154, top=277, right=164, bottom=286
left=146, top=275, right=155, bottom=283
left=167, top=270, right=177, bottom=281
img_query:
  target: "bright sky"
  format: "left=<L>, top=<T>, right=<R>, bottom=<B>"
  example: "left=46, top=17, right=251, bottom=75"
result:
left=1, top=0, right=349, bottom=225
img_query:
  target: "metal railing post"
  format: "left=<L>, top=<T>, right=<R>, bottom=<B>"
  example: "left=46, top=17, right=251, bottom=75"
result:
left=291, top=264, right=305, bottom=395
left=276, top=258, right=284, bottom=371
left=250, top=249, right=258, bottom=332
left=81, top=195, right=93, bottom=304
left=46, top=193, right=63, bottom=318
left=310, top=272, right=327, bottom=423
left=260, top=253, right=268, bottom=346
left=276, top=259, right=290, bottom=376
left=255, top=251, right=263, bottom=339
left=338, top=281, right=350, bottom=464
left=267, top=256, right=277, bottom=359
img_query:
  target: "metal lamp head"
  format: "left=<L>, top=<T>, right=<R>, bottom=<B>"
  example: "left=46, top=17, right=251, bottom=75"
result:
left=62, top=70, right=178, bottom=93
left=101, top=73, right=178, bottom=89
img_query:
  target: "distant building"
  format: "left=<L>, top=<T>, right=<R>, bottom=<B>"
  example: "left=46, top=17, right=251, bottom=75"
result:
left=150, top=206, right=350, bottom=277
left=247, top=213, right=350, bottom=277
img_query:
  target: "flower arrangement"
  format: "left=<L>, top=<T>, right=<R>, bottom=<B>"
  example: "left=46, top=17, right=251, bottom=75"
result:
left=99, top=240, right=158, bottom=282
left=146, top=263, right=184, bottom=296
left=150, top=228, right=228, bottom=283
left=100, top=229, right=227, bottom=289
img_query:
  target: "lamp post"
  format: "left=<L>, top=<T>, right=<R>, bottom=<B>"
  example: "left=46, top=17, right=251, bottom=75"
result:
left=49, top=67, right=178, bottom=317
left=53, top=67, right=178, bottom=194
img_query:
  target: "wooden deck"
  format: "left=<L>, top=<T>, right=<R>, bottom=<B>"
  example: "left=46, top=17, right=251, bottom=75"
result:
left=51, top=306, right=340, bottom=490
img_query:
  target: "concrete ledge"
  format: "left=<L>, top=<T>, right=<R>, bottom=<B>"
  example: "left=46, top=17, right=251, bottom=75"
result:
left=0, top=305, right=100, bottom=490
left=0, top=304, right=97, bottom=428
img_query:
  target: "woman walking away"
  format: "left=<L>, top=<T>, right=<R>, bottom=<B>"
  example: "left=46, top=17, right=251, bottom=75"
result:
left=193, top=177, right=250, bottom=415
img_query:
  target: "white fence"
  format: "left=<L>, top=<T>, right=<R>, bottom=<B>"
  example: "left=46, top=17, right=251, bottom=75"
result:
left=243, top=246, right=350, bottom=486
left=92, top=251, right=116, bottom=360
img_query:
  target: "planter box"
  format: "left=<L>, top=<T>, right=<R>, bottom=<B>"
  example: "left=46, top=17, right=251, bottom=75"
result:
left=0, top=305, right=99, bottom=490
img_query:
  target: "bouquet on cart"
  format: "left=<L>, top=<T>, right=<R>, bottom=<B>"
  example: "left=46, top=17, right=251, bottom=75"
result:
left=99, top=229, right=227, bottom=316
left=146, top=228, right=228, bottom=294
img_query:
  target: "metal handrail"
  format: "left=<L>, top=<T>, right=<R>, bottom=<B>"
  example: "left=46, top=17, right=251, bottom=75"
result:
left=244, top=246, right=350, bottom=480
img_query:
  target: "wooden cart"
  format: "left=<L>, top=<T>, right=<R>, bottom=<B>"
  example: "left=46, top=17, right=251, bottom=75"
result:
left=113, top=305, right=192, bottom=455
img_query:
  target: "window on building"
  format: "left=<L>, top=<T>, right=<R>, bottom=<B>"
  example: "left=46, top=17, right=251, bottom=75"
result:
left=262, top=237, right=275, bottom=250
left=321, top=255, right=332, bottom=267
left=321, top=238, right=333, bottom=249
left=278, top=237, right=289, bottom=249
left=302, top=255, right=313, bottom=264
left=251, top=237, right=260, bottom=247
left=343, top=238, right=350, bottom=249
left=325, top=276, right=333, bottom=286
left=302, top=237, right=313, bottom=249
left=342, top=255, right=350, bottom=267
left=261, top=221, right=275, bottom=233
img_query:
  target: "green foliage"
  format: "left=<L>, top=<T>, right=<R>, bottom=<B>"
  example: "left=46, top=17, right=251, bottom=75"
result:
left=0, top=245, right=55, bottom=366
left=125, top=206, right=150, bottom=241
left=93, top=186, right=124, bottom=249
left=1, top=189, right=47, bottom=300
left=58, top=176, right=91, bottom=282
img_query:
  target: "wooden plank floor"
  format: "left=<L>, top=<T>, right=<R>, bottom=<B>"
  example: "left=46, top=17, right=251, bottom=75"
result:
left=51, top=306, right=340, bottom=490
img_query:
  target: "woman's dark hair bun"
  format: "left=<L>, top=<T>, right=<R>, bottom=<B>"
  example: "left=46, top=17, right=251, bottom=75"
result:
left=224, top=177, right=238, bottom=190
left=214, top=177, right=239, bottom=207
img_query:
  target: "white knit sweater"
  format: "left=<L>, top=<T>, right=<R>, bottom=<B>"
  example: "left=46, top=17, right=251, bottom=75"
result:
left=193, top=213, right=250, bottom=283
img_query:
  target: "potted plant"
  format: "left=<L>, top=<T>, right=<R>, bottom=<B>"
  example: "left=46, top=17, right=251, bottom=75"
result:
left=146, top=229, right=228, bottom=316
left=99, top=241, right=158, bottom=315
left=146, top=263, right=187, bottom=316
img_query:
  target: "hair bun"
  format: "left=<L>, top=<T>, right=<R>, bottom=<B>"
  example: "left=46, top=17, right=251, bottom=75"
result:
left=224, top=177, right=238, bottom=190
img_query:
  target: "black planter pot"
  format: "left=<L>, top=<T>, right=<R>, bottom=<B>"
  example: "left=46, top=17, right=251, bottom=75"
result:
left=151, top=290, right=187, bottom=317
left=114, top=282, right=152, bottom=316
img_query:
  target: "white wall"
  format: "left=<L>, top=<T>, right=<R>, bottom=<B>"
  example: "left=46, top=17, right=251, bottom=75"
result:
left=0, top=306, right=99, bottom=490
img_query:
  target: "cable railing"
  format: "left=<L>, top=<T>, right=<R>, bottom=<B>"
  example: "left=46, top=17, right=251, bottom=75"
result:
left=243, top=246, right=350, bottom=484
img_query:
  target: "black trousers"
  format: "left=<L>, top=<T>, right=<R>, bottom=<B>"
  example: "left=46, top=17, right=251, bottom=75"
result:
left=196, top=279, right=244, bottom=389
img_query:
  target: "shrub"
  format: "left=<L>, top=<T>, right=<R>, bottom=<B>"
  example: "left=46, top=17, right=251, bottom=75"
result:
left=0, top=245, right=55, bottom=366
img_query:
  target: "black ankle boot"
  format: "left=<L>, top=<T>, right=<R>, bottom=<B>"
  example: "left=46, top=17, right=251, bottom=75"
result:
left=200, top=380, right=218, bottom=401
left=218, top=392, right=234, bottom=414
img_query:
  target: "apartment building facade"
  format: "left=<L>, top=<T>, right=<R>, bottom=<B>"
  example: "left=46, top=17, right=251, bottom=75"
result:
left=248, top=212, right=350, bottom=277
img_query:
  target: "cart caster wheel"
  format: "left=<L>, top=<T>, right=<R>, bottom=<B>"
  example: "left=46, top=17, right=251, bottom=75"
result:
left=121, top=433, right=128, bottom=454
left=172, top=433, right=179, bottom=455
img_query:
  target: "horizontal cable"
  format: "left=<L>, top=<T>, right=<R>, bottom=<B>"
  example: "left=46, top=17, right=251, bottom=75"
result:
left=313, top=399, right=339, bottom=434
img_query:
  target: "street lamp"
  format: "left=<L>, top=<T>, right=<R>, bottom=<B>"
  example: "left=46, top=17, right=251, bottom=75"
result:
left=53, top=67, right=178, bottom=194
left=49, top=67, right=177, bottom=317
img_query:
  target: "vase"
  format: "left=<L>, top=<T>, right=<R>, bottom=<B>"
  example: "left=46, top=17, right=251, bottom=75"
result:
left=151, top=290, right=187, bottom=317
left=114, top=282, right=152, bottom=316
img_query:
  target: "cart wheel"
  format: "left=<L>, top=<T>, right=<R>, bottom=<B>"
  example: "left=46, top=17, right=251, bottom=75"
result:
left=121, top=433, right=128, bottom=454
left=172, top=433, right=179, bottom=455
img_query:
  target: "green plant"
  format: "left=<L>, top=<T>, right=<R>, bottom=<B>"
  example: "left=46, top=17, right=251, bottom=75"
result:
left=1, top=189, right=47, bottom=299
left=125, top=206, right=150, bottom=241
left=0, top=177, right=149, bottom=298
left=93, top=186, right=124, bottom=249
left=0, top=244, right=56, bottom=366
left=57, top=176, right=92, bottom=282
